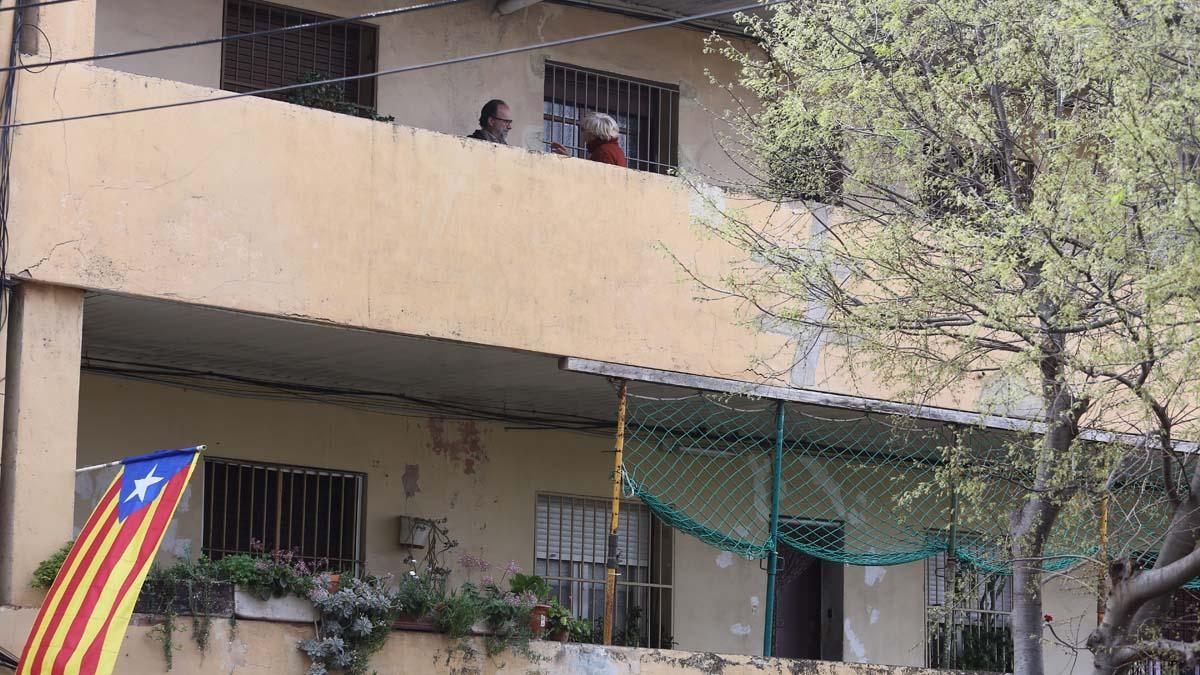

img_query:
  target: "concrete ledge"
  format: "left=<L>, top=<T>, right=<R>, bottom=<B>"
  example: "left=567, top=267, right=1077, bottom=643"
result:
left=0, top=606, right=982, bottom=674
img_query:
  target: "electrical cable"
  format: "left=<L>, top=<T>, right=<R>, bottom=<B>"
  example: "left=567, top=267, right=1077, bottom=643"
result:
left=0, top=2, right=22, bottom=330
left=0, top=0, right=76, bottom=12
left=82, top=356, right=618, bottom=432
left=2, top=0, right=786, bottom=130
left=0, top=0, right=473, bottom=74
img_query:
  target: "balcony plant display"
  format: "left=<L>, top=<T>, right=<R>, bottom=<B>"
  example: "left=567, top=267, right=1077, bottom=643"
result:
left=393, top=572, right=445, bottom=630
left=432, top=555, right=550, bottom=656
left=286, top=71, right=395, bottom=123
left=299, top=574, right=402, bottom=675
left=507, top=572, right=552, bottom=636
left=222, top=542, right=324, bottom=623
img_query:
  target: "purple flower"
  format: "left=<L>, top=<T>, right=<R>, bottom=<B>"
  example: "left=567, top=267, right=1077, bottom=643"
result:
left=481, top=575, right=495, bottom=586
left=477, top=558, right=493, bottom=572
left=505, top=560, right=522, bottom=575
left=458, top=553, right=478, bottom=569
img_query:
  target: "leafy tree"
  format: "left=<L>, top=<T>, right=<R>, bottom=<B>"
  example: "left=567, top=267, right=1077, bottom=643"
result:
left=700, top=2, right=1200, bottom=674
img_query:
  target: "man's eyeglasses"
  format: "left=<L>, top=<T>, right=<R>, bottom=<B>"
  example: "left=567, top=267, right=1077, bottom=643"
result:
left=491, top=116, right=514, bottom=125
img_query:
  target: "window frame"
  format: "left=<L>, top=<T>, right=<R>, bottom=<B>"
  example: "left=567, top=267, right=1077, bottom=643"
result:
left=220, top=0, right=381, bottom=110
left=200, top=455, right=368, bottom=574
left=924, top=537, right=1014, bottom=673
left=533, top=491, right=674, bottom=648
left=543, top=61, right=680, bottom=174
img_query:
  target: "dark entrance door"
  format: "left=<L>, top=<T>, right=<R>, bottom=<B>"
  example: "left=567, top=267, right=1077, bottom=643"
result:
left=772, top=520, right=844, bottom=660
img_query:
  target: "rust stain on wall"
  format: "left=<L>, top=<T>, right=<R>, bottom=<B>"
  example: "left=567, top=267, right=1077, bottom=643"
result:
left=427, top=419, right=488, bottom=475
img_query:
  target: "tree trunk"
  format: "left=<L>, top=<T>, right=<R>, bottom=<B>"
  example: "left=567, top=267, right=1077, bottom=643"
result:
left=1011, top=496, right=1058, bottom=675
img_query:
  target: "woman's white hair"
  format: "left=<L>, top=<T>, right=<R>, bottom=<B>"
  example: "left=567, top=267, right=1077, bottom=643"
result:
left=580, top=112, right=620, bottom=142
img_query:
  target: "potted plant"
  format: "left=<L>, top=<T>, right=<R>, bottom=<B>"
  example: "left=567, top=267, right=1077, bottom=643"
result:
left=299, top=574, right=402, bottom=674
left=393, top=571, right=445, bottom=630
left=545, top=601, right=572, bottom=643
left=433, top=583, right=484, bottom=639
left=222, top=545, right=321, bottom=623
left=508, top=573, right=552, bottom=636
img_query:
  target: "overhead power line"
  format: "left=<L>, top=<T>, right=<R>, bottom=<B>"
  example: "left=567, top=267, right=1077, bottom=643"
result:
left=0, top=0, right=472, bottom=73
left=3, top=0, right=785, bottom=130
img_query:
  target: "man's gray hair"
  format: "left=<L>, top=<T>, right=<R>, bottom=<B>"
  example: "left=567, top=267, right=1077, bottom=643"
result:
left=580, top=112, right=620, bottom=142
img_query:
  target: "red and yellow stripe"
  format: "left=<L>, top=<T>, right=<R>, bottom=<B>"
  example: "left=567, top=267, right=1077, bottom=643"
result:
left=18, top=456, right=198, bottom=675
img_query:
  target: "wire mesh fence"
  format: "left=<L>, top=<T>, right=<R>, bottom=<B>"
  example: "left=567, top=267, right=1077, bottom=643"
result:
left=619, top=385, right=1190, bottom=579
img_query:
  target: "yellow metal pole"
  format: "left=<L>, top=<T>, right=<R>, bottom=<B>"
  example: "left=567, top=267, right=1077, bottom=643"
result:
left=1097, top=494, right=1109, bottom=624
left=603, top=380, right=628, bottom=646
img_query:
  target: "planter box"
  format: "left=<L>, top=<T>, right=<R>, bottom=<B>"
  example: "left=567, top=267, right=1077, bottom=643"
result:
left=392, top=617, right=438, bottom=632
left=133, top=579, right=234, bottom=617
left=234, top=588, right=317, bottom=623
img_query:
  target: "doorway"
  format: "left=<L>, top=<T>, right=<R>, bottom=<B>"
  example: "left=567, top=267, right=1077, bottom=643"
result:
left=772, top=519, right=844, bottom=660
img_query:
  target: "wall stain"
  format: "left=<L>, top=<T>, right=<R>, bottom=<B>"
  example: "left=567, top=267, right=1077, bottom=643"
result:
left=428, top=419, right=488, bottom=475
left=403, top=464, right=421, bottom=498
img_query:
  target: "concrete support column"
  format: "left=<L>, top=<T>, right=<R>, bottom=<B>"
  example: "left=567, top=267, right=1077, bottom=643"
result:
left=22, top=0, right=96, bottom=59
left=0, top=283, right=84, bottom=607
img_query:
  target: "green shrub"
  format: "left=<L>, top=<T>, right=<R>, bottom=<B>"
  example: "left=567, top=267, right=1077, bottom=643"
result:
left=434, top=583, right=482, bottom=640
left=396, top=573, right=444, bottom=620
left=31, top=541, right=73, bottom=590
left=508, top=573, right=550, bottom=603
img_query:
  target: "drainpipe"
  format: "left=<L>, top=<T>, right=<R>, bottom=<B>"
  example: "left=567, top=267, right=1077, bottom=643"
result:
left=495, top=0, right=544, bottom=15
left=762, top=400, right=786, bottom=657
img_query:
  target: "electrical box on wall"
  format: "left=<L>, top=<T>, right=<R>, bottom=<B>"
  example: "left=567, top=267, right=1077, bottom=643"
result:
left=397, top=516, right=432, bottom=549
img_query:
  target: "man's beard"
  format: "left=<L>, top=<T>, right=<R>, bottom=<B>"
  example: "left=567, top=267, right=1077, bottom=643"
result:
left=495, top=127, right=509, bottom=143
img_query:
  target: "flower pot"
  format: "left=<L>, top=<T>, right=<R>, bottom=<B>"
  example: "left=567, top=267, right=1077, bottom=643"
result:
left=234, top=587, right=317, bottom=623
left=327, top=574, right=340, bottom=593
left=528, top=604, right=550, bottom=636
left=548, top=628, right=569, bottom=643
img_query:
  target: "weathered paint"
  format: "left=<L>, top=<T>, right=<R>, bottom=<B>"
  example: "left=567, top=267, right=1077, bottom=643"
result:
left=0, top=284, right=85, bottom=607
left=72, top=372, right=765, bottom=655
left=0, top=607, right=1005, bottom=675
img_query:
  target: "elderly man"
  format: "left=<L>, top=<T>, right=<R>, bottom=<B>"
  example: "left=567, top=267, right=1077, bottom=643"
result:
left=468, top=99, right=512, bottom=145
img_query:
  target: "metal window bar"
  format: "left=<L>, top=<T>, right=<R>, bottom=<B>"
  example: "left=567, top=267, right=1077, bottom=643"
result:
left=221, top=0, right=379, bottom=109
left=535, top=493, right=673, bottom=647
left=542, top=61, right=680, bottom=175
left=925, top=547, right=1014, bottom=672
left=202, top=456, right=366, bottom=574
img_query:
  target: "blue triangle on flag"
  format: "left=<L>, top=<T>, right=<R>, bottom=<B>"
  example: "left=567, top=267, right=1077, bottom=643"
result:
left=117, top=447, right=200, bottom=522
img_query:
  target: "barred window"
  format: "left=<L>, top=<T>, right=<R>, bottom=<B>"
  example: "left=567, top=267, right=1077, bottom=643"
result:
left=543, top=62, right=679, bottom=174
left=535, top=493, right=673, bottom=647
left=202, top=457, right=366, bottom=573
left=221, top=0, right=379, bottom=111
left=925, top=544, right=1013, bottom=673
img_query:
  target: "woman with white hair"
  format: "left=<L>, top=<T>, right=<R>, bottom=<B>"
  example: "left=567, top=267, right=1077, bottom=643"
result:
left=549, top=112, right=628, bottom=167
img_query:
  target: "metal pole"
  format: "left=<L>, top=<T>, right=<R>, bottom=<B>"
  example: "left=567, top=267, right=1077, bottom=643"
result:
left=762, top=400, right=785, bottom=657
left=1097, top=494, right=1109, bottom=624
left=943, top=466, right=960, bottom=668
left=75, top=445, right=207, bottom=473
left=603, top=380, right=628, bottom=646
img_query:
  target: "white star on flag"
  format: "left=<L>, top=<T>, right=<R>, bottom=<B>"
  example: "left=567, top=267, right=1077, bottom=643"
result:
left=123, top=464, right=164, bottom=504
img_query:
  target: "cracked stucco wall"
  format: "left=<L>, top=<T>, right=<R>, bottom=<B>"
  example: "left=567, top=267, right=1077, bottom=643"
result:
left=71, top=372, right=765, bottom=656
left=67, top=373, right=1099, bottom=671
left=0, top=609, right=1006, bottom=675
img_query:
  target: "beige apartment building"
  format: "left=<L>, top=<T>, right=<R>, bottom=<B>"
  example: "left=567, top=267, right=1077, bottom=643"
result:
left=0, top=1, right=1100, bottom=673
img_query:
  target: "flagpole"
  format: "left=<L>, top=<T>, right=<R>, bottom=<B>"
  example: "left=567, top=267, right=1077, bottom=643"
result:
left=75, top=445, right=206, bottom=473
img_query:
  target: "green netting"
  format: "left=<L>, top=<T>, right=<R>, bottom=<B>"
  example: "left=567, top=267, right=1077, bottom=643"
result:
left=621, top=388, right=1190, bottom=577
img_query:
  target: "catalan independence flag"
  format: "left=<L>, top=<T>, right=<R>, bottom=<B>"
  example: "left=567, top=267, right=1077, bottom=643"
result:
left=17, top=447, right=202, bottom=675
